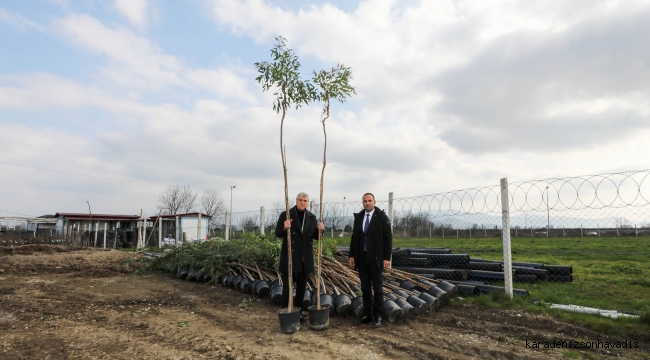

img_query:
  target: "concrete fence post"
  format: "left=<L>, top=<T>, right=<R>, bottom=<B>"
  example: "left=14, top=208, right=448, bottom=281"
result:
left=94, top=221, right=99, bottom=247
left=103, top=223, right=107, bottom=249
left=158, top=218, right=162, bottom=249
left=225, top=211, right=231, bottom=241
left=197, top=213, right=202, bottom=242
left=500, top=177, right=514, bottom=298
left=260, top=206, right=265, bottom=236
left=175, top=216, right=180, bottom=246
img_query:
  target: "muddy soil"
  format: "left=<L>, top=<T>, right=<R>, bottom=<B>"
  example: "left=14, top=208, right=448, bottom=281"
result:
left=0, top=245, right=647, bottom=359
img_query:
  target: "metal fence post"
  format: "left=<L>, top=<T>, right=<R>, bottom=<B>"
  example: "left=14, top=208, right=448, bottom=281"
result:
left=225, top=211, right=230, bottom=241
left=260, top=206, right=265, bottom=236
left=388, top=192, right=394, bottom=234
left=500, top=177, right=514, bottom=298
left=197, top=213, right=202, bottom=241
left=175, top=216, right=180, bottom=246
left=94, top=221, right=99, bottom=247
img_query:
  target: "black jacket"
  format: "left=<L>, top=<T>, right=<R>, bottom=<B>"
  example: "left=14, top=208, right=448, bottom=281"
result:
left=349, top=207, right=392, bottom=269
left=275, top=206, right=319, bottom=274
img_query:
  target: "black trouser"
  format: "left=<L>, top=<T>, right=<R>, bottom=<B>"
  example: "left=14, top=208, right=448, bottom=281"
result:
left=358, top=252, right=384, bottom=318
left=281, top=271, right=308, bottom=310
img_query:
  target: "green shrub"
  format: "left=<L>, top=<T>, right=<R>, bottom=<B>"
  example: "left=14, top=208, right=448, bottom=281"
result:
left=146, top=233, right=281, bottom=281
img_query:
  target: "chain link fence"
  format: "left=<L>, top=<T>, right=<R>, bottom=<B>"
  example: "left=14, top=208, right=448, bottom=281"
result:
left=217, top=169, right=649, bottom=290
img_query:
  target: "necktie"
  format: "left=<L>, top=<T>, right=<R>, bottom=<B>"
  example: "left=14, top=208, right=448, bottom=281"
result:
left=363, top=214, right=370, bottom=233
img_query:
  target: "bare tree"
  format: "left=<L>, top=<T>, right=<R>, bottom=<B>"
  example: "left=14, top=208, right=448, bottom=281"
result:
left=158, top=185, right=198, bottom=214
left=272, top=200, right=284, bottom=219
left=201, top=189, right=226, bottom=219
left=240, top=215, right=258, bottom=233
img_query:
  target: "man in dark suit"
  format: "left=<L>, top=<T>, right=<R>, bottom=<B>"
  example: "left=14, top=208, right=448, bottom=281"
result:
left=275, top=192, right=324, bottom=319
left=348, top=193, right=392, bottom=328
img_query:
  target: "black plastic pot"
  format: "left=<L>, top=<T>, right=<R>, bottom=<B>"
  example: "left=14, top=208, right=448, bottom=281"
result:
left=394, top=289, right=409, bottom=298
left=399, top=280, right=416, bottom=291
left=413, top=279, right=436, bottom=292
left=381, top=299, right=404, bottom=323
left=249, top=279, right=260, bottom=294
left=302, top=289, right=312, bottom=310
left=405, top=295, right=427, bottom=315
left=308, top=305, right=330, bottom=330
left=427, top=286, right=449, bottom=305
left=386, top=280, right=400, bottom=287
left=386, top=292, right=398, bottom=301
left=239, top=278, right=250, bottom=291
left=193, top=272, right=202, bottom=282
left=394, top=298, right=415, bottom=321
left=277, top=307, right=301, bottom=334
left=179, top=266, right=190, bottom=280
left=271, top=279, right=281, bottom=288
left=219, top=274, right=229, bottom=286
left=436, top=280, right=458, bottom=297
left=417, top=292, right=439, bottom=311
left=255, top=280, right=271, bottom=298
left=351, top=296, right=364, bottom=318
left=202, top=273, right=212, bottom=283
left=311, top=293, right=335, bottom=315
left=224, top=274, right=235, bottom=287
left=270, top=284, right=283, bottom=305
left=333, top=294, right=352, bottom=317
left=232, top=275, right=244, bottom=289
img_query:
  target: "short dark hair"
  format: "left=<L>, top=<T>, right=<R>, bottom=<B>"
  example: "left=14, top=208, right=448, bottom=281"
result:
left=362, top=193, right=375, bottom=200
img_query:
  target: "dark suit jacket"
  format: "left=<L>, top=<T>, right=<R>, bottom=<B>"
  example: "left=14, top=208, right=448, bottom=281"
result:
left=275, top=206, right=319, bottom=274
left=349, top=207, right=392, bottom=269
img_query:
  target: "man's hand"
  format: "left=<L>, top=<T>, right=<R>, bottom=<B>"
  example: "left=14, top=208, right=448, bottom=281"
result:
left=383, top=260, right=390, bottom=268
left=283, top=219, right=292, bottom=230
left=349, top=257, right=355, bottom=268
left=317, top=222, right=324, bottom=231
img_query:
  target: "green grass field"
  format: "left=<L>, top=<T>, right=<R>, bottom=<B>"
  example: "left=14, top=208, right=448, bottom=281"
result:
left=331, top=235, right=650, bottom=339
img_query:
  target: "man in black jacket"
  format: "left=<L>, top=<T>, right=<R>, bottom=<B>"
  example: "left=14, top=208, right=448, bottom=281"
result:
left=348, top=193, right=392, bottom=328
left=275, top=192, right=324, bottom=317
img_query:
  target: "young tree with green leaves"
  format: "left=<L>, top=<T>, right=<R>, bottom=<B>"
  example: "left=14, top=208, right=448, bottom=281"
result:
left=312, top=65, right=355, bottom=309
left=254, top=36, right=314, bottom=313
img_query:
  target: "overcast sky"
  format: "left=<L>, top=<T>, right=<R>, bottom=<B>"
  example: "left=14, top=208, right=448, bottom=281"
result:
left=1, top=0, right=648, bottom=218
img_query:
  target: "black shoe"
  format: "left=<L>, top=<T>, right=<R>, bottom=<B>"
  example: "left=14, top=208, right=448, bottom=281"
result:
left=300, top=315, right=306, bottom=323
left=354, top=315, right=373, bottom=325
left=372, top=316, right=383, bottom=328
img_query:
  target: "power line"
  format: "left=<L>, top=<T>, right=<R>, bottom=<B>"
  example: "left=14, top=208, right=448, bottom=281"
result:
left=0, top=160, right=228, bottom=193
left=0, top=209, right=37, bottom=217
left=0, top=160, right=159, bottom=184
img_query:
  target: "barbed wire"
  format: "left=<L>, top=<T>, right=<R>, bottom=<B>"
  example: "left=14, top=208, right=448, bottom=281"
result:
left=216, top=169, right=650, bottom=236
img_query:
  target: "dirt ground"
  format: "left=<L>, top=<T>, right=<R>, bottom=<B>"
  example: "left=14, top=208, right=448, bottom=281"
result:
left=0, top=245, right=647, bottom=359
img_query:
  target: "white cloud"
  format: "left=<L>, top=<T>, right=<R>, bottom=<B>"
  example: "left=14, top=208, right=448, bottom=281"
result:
left=2, top=0, right=650, bottom=218
left=0, top=7, right=45, bottom=31
left=52, top=13, right=255, bottom=102
left=205, top=0, right=650, bottom=153
left=114, top=0, right=149, bottom=27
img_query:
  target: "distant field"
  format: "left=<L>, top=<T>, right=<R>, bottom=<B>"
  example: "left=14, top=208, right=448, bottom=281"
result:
left=331, top=236, right=650, bottom=314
